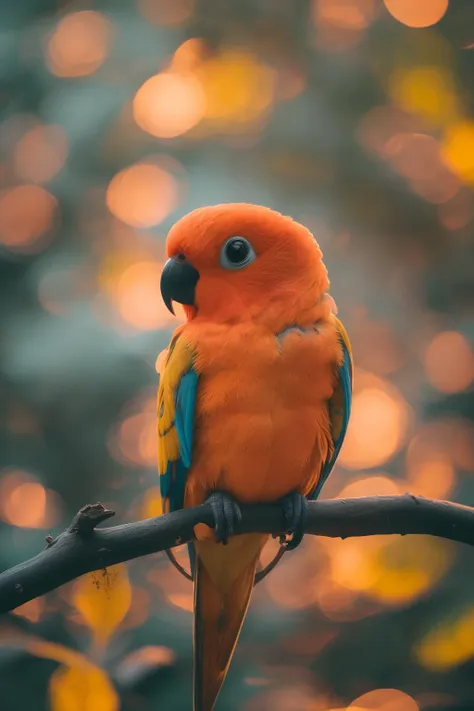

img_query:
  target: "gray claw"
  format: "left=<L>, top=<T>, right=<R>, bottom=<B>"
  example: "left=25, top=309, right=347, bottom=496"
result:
left=279, top=491, right=308, bottom=550
left=206, top=492, right=243, bottom=544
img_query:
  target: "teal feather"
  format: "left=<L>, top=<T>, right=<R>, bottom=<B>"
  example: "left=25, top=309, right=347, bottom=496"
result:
left=175, top=370, right=199, bottom=468
left=309, top=336, right=352, bottom=499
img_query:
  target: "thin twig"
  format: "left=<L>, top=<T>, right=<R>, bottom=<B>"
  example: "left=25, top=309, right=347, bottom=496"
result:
left=0, top=494, right=473, bottom=614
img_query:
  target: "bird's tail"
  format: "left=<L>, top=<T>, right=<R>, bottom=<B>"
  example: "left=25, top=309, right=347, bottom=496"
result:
left=193, top=533, right=267, bottom=711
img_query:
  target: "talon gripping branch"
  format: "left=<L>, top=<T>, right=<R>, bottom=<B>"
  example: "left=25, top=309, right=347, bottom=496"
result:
left=156, top=203, right=353, bottom=711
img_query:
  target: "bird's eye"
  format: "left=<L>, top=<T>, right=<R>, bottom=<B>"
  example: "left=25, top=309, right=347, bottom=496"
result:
left=220, top=237, right=256, bottom=270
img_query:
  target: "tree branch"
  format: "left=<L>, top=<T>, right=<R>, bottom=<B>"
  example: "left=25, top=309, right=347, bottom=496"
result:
left=0, top=494, right=473, bottom=614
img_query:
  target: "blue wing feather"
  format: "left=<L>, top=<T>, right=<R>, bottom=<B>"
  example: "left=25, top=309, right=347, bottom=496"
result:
left=176, top=370, right=199, bottom=577
left=309, top=330, right=352, bottom=499
left=175, top=370, right=199, bottom=469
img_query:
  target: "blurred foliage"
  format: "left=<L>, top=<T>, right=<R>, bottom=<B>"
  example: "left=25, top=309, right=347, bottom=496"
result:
left=0, top=0, right=474, bottom=709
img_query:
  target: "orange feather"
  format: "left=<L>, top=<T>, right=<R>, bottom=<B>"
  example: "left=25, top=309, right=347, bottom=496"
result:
left=193, top=534, right=266, bottom=711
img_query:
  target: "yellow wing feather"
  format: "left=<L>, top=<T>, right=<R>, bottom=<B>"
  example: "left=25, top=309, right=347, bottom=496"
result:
left=156, top=334, right=195, bottom=512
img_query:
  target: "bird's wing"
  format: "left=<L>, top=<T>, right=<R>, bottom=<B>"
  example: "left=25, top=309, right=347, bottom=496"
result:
left=309, top=315, right=353, bottom=499
left=157, top=332, right=198, bottom=514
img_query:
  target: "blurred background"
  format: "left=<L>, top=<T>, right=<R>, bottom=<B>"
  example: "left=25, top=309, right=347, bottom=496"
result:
left=1, top=0, right=474, bottom=709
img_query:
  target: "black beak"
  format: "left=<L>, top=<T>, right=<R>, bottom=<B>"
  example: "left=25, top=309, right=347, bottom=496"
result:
left=160, top=256, right=200, bottom=315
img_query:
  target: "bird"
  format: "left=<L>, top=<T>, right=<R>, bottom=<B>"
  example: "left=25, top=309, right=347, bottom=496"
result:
left=156, top=203, right=353, bottom=711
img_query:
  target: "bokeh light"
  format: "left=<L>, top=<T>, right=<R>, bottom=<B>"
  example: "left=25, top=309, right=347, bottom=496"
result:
left=438, top=188, right=474, bottom=230
left=115, top=262, right=173, bottom=330
left=312, top=0, right=379, bottom=53
left=349, top=319, right=405, bottom=376
left=133, top=72, right=206, bottom=138
left=335, top=474, right=401, bottom=499
left=315, top=575, right=372, bottom=622
left=325, top=534, right=452, bottom=607
left=356, top=103, right=470, bottom=207
left=348, top=688, right=419, bottom=711
left=244, top=683, right=332, bottom=711
left=405, top=434, right=455, bottom=500
left=383, top=0, right=449, bottom=28
left=0, top=469, right=61, bottom=529
left=385, top=132, right=460, bottom=204
left=136, top=0, right=194, bottom=26
left=106, top=162, right=179, bottom=227
left=100, top=253, right=184, bottom=330
left=424, top=331, right=474, bottom=393
left=13, top=125, right=68, bottom=183
left=314, top=0, right=377, bottom=31
left=266, top=550, right=319, bottom=610
left=365, top=536, right=452, bottom=606
left=339, top=371, right=411, bottom=470
left=0, top=185, right=57, bottom=252
left=196, top=49, right=275, bottom=130
left=357, top=105, right=419, bottom=157
left=108, top=396, right=156, bottom=467
left=407, top=419, right=474, bottom=475
left=389, top=67, right=459, bottom=127
left=45, top=11, right=113, bottom=78
left=166, top=592, right=194, bottom=613
left=442, top=121, right=474, bottom=184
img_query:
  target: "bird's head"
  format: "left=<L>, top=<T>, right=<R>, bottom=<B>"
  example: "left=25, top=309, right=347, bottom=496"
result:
left=160, top=203, right=331, bottom=327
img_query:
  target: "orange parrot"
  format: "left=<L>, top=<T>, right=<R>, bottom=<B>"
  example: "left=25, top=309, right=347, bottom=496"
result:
left=157, top=204, right=352, bottom=711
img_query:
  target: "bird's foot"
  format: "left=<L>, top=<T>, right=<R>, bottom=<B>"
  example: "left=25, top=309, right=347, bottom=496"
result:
left=279, top=491, right=308, bottom=550
left=205, top=492, right=243, bottom=545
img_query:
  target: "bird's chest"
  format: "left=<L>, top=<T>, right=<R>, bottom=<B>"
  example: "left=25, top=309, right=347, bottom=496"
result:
left=195, top=325, right=323, bottom=417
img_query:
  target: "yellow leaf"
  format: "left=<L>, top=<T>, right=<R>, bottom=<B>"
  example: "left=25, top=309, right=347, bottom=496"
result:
left=71, top=563, right=132, bottom=647
left=49, top=664, right=119, bottom=711
left=28, top=640, right=84, bottom=667
left=415, top=607, right=474, bottom=671
left=0, top=630, right=119, bottom=711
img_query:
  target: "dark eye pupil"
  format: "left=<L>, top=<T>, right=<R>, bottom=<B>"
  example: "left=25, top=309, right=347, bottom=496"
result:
left=226, top=239, right=249, bottom=263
